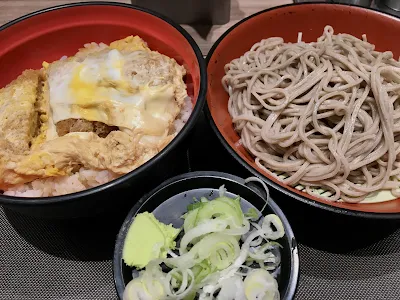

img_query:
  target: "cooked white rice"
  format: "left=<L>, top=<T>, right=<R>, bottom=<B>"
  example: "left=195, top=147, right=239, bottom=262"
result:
left=3, top=96, right=193, bottom=198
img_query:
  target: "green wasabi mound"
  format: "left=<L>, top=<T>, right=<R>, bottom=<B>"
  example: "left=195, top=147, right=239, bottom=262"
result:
left=122, top=212, right=180, bottom=269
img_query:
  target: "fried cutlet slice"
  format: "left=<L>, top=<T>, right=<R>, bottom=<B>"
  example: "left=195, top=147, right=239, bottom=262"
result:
left=109, top=36, right=150, bottom=52
left=0, top=70, right=40, bottom=155
left=30, top=72, right=53, bottom=149
left=73, top=36, right=150, bottom=60
left=56, top=119, right=118, bottom=138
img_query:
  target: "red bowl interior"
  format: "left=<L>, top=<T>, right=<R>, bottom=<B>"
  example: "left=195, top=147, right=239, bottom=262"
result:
left=207, top=3, right=400, bottom=214
left=0, top=3, right=201, bottom=103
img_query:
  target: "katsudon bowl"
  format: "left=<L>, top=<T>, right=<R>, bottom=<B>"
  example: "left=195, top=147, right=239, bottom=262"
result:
left=0, top=2, right=206, bottom=218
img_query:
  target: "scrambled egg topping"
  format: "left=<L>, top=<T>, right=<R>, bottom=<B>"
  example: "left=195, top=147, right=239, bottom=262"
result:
left=0, top=36, right=187, bottom=189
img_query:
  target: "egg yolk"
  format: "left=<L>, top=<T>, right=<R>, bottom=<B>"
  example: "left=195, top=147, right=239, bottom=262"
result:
left=68, top=50, right=128, bottom=123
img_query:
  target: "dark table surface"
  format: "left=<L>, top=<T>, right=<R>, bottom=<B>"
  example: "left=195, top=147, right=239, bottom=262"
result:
left=294, top=0, right=400, bottom=17
left=1, top=111, right=399, bottom=300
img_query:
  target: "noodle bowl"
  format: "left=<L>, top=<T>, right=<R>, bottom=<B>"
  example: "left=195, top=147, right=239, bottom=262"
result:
left=223, top=26, right=400, bottom=203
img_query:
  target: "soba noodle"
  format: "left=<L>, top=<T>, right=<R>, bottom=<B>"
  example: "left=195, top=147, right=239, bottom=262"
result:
left=223, top=26, right=400, bottom=203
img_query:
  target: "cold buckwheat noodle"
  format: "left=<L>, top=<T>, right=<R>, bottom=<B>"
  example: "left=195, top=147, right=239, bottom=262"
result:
left=223, top=26, right=400, bottom=203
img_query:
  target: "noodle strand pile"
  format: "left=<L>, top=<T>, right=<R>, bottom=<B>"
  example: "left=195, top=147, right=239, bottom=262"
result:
left=223, top=26, right=400, bottom=203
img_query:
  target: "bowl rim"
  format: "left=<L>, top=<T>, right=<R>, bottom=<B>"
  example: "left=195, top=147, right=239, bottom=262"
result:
left=205, top=2, right=400, bottom=219
left=112, top=170, right=300, bottom=300
left=0, top=1, right=207, bottom=205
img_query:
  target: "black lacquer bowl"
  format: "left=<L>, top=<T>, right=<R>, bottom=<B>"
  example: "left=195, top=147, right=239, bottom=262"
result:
left=113, top=171, right=299, bottom=299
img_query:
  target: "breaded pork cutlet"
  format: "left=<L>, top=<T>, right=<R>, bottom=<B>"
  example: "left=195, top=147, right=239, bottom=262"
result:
left=0, top=70, right=41, bottom=155
left=56, top=119, right=118, bottom=138
left=0, top=35, right=188, bottom=192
